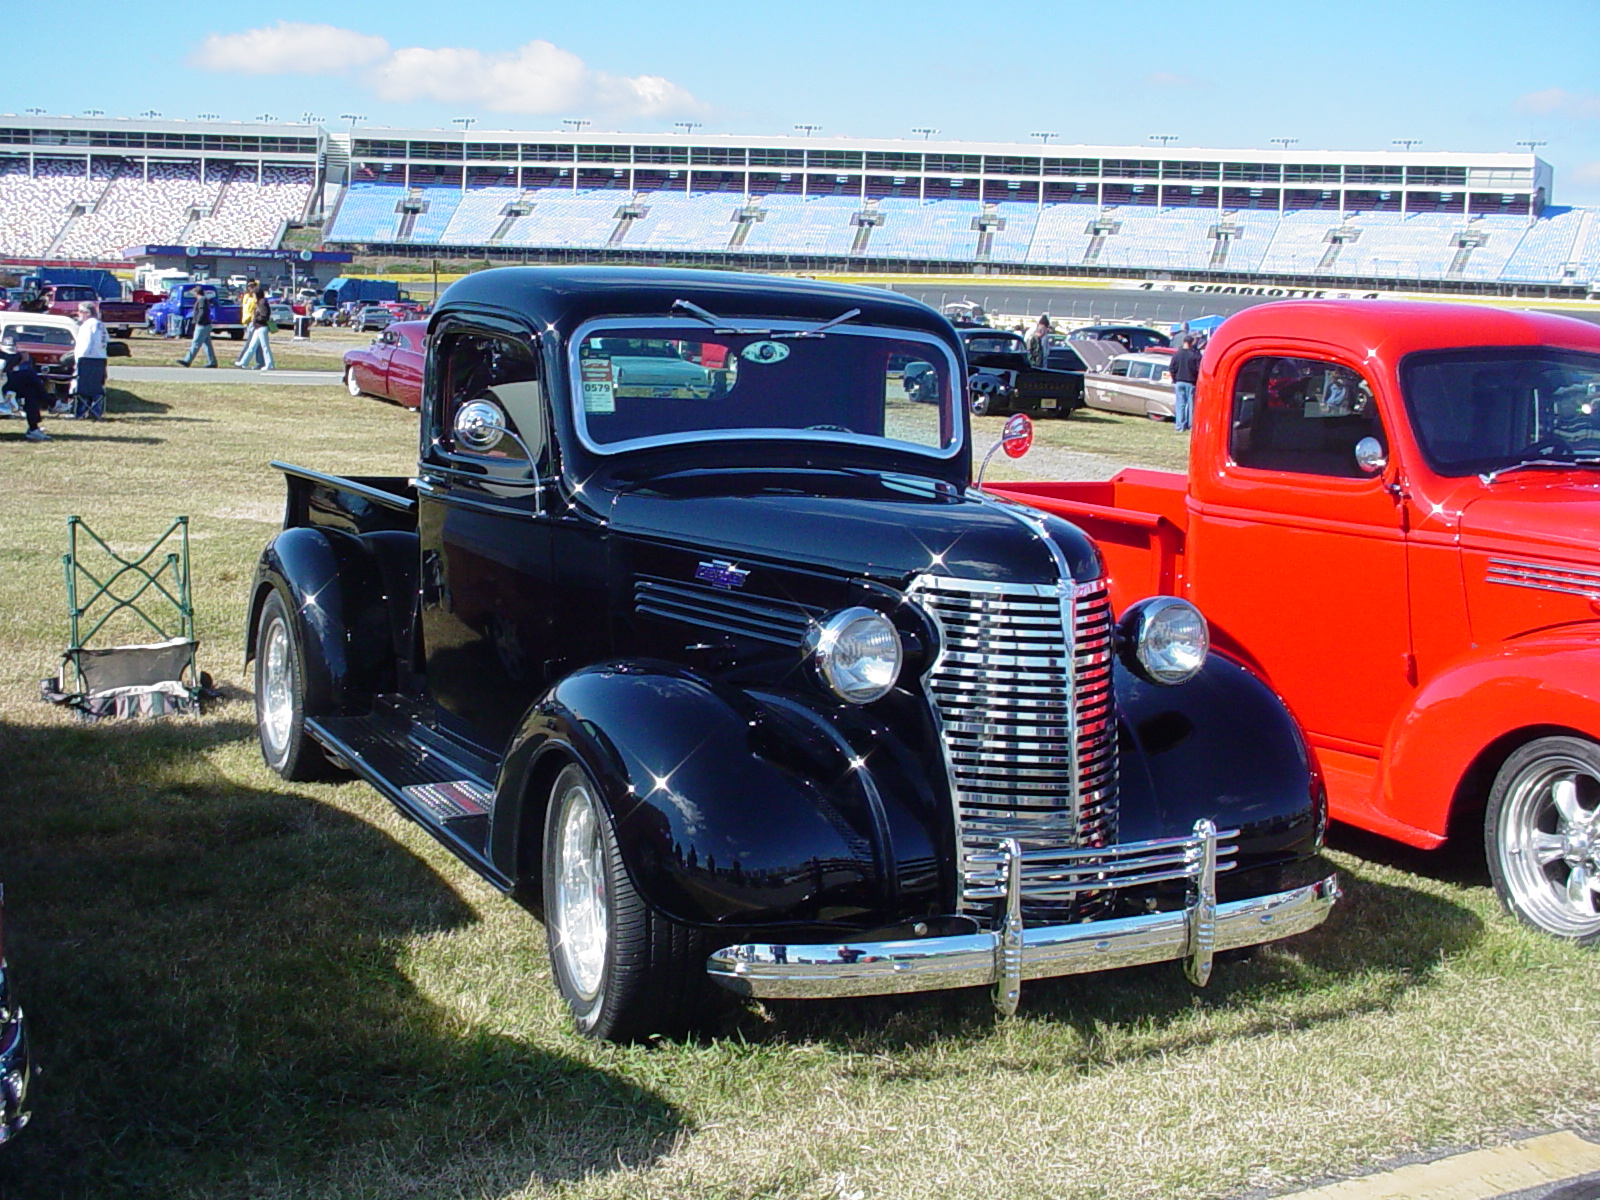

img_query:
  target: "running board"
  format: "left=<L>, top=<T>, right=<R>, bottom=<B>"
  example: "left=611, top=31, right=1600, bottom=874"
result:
left=308, top=712, right=514, bottom=893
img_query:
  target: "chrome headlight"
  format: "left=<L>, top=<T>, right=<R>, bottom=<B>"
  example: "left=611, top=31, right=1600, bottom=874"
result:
left=807, top=607, right=903, bottom=704
left=1118, top=596, right=1208, bottom=685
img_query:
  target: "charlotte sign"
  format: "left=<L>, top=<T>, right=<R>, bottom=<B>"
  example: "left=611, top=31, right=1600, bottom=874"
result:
left=1114, top=281, right=1389, bottom=300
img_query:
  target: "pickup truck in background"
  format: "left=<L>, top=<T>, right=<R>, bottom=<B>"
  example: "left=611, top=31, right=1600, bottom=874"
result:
left=988, top=300, right=1600, bottom=944
left=7, top=284, right=150, bottom=336
left=245, top=266, right=1337, bottom=1041
left=145, top=284, right=245, bottom=340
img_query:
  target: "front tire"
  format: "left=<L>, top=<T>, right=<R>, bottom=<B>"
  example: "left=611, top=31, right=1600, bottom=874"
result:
left=543, top=761, right=715, bottom=1041
left=1485, top=736, right=1600, bottom=943
left=345, top=369, right=363, bottom=397
left=969, top=392, right=991, bottom=416
left=254, top=588, right=335, bottom=781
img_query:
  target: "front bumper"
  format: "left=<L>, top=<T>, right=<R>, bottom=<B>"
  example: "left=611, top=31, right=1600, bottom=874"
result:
left=708, top=821, right=1339, bottom=1013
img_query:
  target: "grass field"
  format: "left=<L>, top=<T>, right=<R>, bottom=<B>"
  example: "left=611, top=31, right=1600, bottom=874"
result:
left=0, top=382, right=1595, bottom=1200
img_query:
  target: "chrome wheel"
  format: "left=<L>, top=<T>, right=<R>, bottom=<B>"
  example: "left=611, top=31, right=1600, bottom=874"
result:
left=257, top=610, right=294, bottom=765
left=550, top=765, right=609, bottom=1002
left=345, top=370, right=362, bottom=397
left=1489, top=737, right=1600, bottom=941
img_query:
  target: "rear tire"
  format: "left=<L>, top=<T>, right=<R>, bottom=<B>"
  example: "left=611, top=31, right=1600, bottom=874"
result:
left=969, top=393, right=991, bottom=416
left=254, top=588, right=336, bottom=781
left=543, top=760, right=716, bottom=1041
left=1485, top=736, right=1600, bottom=943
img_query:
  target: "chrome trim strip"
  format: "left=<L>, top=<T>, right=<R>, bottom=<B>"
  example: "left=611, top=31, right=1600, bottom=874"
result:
left=1487, top=558, right=1600, bottom=600
left=994, top=839, right=1024, bottom=1015
left=708, top=873, right=1341, bottom=1001
left=1185, top=819, right=1218, bottom=986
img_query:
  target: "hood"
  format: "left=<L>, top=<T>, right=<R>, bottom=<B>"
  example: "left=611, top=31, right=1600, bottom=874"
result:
left=606, top=468, right=1101, bottom=586
left=1459, top=474, right=1600, bottom=559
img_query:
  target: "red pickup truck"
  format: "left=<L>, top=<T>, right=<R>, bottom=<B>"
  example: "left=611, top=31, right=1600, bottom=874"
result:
left=989, top=300, right=1600, bottom=943
left=9, top=284, right=150, bottom=336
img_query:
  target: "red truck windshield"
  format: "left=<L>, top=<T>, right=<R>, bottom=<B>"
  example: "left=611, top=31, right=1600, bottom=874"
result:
left=1401, top=348, right=1600, bottom=476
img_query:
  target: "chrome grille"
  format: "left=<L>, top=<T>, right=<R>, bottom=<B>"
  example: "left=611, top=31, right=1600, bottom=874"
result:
left=909, top=574, right=1120, bottom=915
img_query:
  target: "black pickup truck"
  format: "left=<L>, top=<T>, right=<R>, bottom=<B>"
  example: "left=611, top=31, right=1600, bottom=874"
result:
left=247, top=266, right=1337, bottom=1041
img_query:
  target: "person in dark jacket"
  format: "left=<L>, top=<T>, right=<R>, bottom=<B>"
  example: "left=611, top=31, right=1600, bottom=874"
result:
left=1170, top=336, right=1203, bottom=433
left=175, top=288, right=217, bottom=368
left=1, top=336, right=54, bottom=441
left=235, top=284, right=275, bottom=371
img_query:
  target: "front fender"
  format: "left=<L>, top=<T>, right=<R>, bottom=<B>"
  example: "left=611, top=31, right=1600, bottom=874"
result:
left=1380, top=631, right=1600, bottom=842
left=246, top=526, right=399, bottom=710
left=492, top=662, right=945, bottom=932
left=1115, top=653, right=1323, bottom=879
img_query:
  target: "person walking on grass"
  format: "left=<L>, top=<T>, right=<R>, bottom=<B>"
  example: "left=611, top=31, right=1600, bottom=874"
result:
left=71, top=301, right=108, bottom=421
left=175, top=287, right=217, bottom=368
left=235, top=283, right=275, bottom=371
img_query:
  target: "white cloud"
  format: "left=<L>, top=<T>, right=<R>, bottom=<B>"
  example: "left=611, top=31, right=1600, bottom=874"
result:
left=190, top=22, right=390, bottom=75
left=191, top=24, right=705, bottom=118
left=1514, top=88, right=1600, bottom=120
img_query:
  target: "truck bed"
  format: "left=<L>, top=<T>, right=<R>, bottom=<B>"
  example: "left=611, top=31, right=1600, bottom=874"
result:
left=274, top=462, right=417, bottom=535
left=985, top=469, right=1188, bottom=609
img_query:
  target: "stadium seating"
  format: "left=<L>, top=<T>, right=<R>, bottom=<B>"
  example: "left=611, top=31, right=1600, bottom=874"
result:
left=1450, top=214, right=1531, bottom=282
left=440, top=187, right=522, bottom=245
left=499, top=188, right=628, bottom=249
left=1500, top=207, right=1588, bottom=282
left=1025, top=203, right=1101, bottom=266
left=622, top=192, right=741, bottom=251
left=740, top=195, right=860, bottom=257
left=1332, top=212, right=1460, bottom=280
left=1095, top=209, right=1220, bottom=271
left=0, top=158, right=86, bottom=257
left=327, top=182, right=408, bottom=242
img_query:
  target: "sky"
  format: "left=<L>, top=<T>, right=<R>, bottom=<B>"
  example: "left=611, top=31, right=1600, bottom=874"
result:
left=8, top=0, right=1600, bottom=205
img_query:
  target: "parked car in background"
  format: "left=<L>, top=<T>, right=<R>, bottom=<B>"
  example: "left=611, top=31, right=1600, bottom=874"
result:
left=245, top=266, right=1337, bottom=1042
left=268, top=300, right=295, bottom=328
left=1084, top=351, right=1176, bottom=420
left=146, top=284, right=245, bottom=341
left=941, top=300, right=990, bottom=327
left=0, top=886, right=33, bottom=1144
left=343, top=320, right=426, bottom=409
left=352, top=305, right=394, bottom=332
left=0, top=313, right=128, bottom=395
left=960, top=327, right=1084, bottom=417
left=7, top=284, right=149, bottom=337
left=1069, top=324, right=1172, bottom=353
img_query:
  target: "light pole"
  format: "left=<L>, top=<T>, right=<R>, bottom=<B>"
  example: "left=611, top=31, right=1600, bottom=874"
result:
left=1270, top=137, right=1298, bottom=152
left=24, top=108, right=43, bottom=116
left=674, top=121, right=702, bottom=136
left=256, top=113, right=277, bottom=123
left=84, top=109, right=104, bottom=118
left=341, top=113, right=365, bottom=134
left=562, top=118, right=591, bottom=133
left=1031, top=131, right=1057, bottom=147
left=1149, top=134, right=1178, bottom=147
left=794, top=124, right=821, bottom=138
left=1516, top=139, right=1548, bottom=154
left=911, top=127, right=938, bottom=141
left=140, top=109, right=161, bottom=120
left=198, top=112, right=219, bottom=121
left=302, top=112, right=322, bottom=126
left=1393, top=138, right=1422, bottom=152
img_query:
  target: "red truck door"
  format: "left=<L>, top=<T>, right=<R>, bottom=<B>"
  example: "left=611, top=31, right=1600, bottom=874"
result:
left=1187, top=345, right=1412, bottom=758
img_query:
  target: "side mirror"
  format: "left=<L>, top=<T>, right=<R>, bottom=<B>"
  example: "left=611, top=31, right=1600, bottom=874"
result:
left=1354, top=436, right=1387, bottom=475
left=454, top=399, right=508, bottom=452
left=976, top=413, right=1033, bottom=486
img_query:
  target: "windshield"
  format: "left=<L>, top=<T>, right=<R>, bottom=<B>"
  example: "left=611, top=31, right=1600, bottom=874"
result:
left=965, top=334, right=1025, bottom=355
left=1401, top=348, right=1600, bottom=476
left=572, top=322, right=960, bottom=455
left=1, top=324, right=73, bottom=347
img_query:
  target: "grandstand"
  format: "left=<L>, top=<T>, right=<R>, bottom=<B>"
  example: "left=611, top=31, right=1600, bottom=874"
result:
left=0, top=115, right=1596, bottom=297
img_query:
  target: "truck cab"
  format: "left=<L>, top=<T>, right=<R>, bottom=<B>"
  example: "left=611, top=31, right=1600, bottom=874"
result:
left=247, top=267, right=1336, bottom=1041
left=991, top=300, right=1600, bottom=944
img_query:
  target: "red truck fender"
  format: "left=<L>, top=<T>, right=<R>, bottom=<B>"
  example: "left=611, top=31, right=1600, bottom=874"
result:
left=1377, top=627, right=1600, bottom=844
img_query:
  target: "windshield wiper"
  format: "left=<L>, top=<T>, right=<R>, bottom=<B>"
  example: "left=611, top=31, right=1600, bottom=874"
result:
left=775, top=307, right=861, bottom=340
left=1480, top=456, right=1600, bottom=485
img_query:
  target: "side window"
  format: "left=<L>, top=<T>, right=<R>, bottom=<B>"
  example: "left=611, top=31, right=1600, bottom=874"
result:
left=1109, top=359, right=1131, bottom=377
left=438, top=331, right=547, bottom=466
left=1230, top=355, right=1383, bottom=478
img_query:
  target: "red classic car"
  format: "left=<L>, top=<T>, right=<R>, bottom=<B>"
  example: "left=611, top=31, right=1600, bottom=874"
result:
left=990, top=300, right=1600, bottom=944
left=343, top=321, right=425, bottom=410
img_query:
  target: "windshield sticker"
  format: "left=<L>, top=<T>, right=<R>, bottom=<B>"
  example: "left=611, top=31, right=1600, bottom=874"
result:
left=581, top=358, right=616, bottom=414
left=742, top=341, right=790, bottom=365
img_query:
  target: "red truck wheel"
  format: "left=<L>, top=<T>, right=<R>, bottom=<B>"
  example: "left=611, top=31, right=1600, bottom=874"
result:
left=1485, top=736, right=1600, bottom=944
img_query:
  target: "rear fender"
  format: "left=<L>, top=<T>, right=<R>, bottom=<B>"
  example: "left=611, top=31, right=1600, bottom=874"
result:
left=245, top=526, right=402, bottom=708
left=491, top=662, right=944, bottom=931
left=1380, top=632, right=1600, bottom=841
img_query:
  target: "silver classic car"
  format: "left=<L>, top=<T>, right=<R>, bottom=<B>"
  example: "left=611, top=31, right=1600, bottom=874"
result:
left=1083, top=351, right=1177, bottom=421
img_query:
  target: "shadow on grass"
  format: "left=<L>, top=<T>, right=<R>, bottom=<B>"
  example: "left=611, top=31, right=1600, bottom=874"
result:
left=0, top=717, right=680, bottom=1199
left=737, top=857, right=1482, bottom=1066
